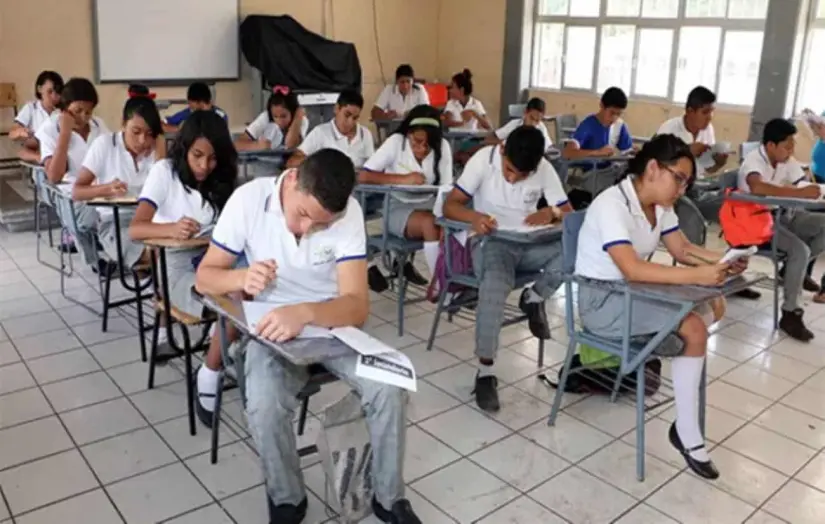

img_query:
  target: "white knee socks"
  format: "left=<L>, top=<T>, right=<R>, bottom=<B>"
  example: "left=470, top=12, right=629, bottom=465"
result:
left=197, top=365, right=220, bottom=411
left=671, top=356, right=709, bottom=461
left=423, top=241, right=440, bottom=278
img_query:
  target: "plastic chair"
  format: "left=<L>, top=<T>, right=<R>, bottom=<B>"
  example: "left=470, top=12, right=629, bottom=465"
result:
left=556, top=114, right=578, bottom=144
left=548, top=211, right=706, bottom=481
left=739, top=141, right=760, bottom=163
left=508, top=104, right=526, bottom=118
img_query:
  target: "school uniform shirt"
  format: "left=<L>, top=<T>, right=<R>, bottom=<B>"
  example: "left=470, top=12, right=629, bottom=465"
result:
left=36, top=117, right=110, bottom=185
left=211, top=175, right=366, bottom=305
left=244, top=110, right=309, bottom=147
left=443, top=97, right=487, bottom=131
left=15, top=100, right=52, bottom=133
left=81, top=132, right=156, bottom=219
left=298, top=121, right=375, bottom=169
left=571, top=114, right=633, bottom=153
left=575, top=177, right=679, bottom=281
left=138, top=159, right=216, bottom=227
left=374, top=84, right=430, bottom=115
left=165, top=107, right=228, bottom=126
left=811, top=110, right=825, bottom=182
left=657, top=116, right=716, bottom=177
left=454, top=145, right=568, bottom=230
left=495, top=118, right=553, bottom=150
left=738, top=145, right=807, bottom=194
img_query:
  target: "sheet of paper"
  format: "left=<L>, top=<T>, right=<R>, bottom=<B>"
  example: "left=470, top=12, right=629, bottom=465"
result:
left=241, top=301, right=333, bottom=339
left=330, top=326, right=395, bottom=356
left=195, top=224, right=215, bottom=238
left=719, top=246, right=757, bottom=264
left=355, top=350, right=417, bottom=392
left=496, top=223, right=556, bottom=233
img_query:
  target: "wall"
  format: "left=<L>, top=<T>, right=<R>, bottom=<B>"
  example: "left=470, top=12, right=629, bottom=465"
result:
left=0, top=0, right=440, bottom=128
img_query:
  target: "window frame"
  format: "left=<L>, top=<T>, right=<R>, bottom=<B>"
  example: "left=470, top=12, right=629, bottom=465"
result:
left=529, top=0, right=767, bottom=109
left=792, top=0, right=825, bottom=114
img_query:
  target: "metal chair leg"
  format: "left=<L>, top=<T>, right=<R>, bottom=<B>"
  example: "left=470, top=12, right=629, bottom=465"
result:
left=548, top=336, right=577, bottom=426
left=180, top=326, right=196, bottom=436
left=635, top=364, right=647, bottom=482
left=147, top=311, right=162, bottom=389
left=426, top=287, right=451, bottom=351
left=210, top=369, right=224, bottom=464
left=297, top=397, right=310, bottom=436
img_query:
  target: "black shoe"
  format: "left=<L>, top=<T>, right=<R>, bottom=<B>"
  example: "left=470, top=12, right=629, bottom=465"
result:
left=400, top=261, right=429, bottom=286
left=779, top=308, right=815, bottom=342
left=473, top=373, right=500, bottom=412
left=59, top=242, right=77, bottom=254
left=372, top=497, right=421, bottom=524
left=93, top=259, right=117, bottom=277
left=193, top=367, right=215, bottom=429
left=668, top=422, right=719, bottom=480
left=518, top=289, right=551, bottom=340
left=368, top=266, right=389, bottom=293
left=733, top=288, right=761, bottom=300
left=804, top=276, right=822, bottom=293
left=267, top=496, right=307, bottom=524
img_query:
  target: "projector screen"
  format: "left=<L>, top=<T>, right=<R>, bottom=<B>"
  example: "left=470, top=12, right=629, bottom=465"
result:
left=93, top=0, right=239, bottom=84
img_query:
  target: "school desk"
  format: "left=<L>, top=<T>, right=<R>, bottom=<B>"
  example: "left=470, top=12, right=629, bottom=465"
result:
left=372, top=117, right=403, bottom=144
left=237, top=147, right=294, bottom=180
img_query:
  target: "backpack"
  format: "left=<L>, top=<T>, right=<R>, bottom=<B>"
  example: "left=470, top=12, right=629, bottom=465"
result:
left=426, top=234, right=474, bottom=302
left=719, top=189, right=774, bottom=247
left=547, top=352, right=662, bottom=396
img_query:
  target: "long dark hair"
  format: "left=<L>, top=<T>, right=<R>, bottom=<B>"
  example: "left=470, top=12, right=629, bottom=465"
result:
left=392, top=104, right=445, bottom=185
left=122, top=97, right=162, bottom=138
left=452, top=69, right=474, bottom=96
left=57, top=77, right=98, bottom=110
left=619, top=134, right=696, bottom=189
left=267, top=89, right=300, bottom=124
left=34, top=70, right=63, bottom=99
left=168, top=110, right=237, bottom=213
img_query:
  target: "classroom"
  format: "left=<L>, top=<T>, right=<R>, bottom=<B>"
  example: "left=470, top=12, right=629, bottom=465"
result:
left=1, top=0, right=825, bottom=522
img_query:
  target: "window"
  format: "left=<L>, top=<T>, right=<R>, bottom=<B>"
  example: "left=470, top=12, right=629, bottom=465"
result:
left=794, top=2, right=825, bottom=113
left=531, top=0, right=767, bottom=106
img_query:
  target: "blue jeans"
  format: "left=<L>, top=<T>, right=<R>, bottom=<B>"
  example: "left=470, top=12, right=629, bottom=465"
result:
left=244, top=342, right=407, bottom=508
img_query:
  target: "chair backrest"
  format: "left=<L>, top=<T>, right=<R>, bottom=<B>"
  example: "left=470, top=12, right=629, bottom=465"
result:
left=558, top=113, right=577, bottom=129
left=508, top=104, right=526, bottom=118
left=562, top=210, right=587, bottom=274
left=675, top=197, right=707, bottom=245
left=716, top=168, right=739, bottom=190
left=739, top=141, right=759, bottom=164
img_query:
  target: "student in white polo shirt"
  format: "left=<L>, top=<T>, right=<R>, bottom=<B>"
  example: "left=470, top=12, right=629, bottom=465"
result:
left=486, top=97, right=553, bottom=151
left=371, top=64, right=430, bottom=121
left=359, top=104, right=453, bottom=292
left=287, top=90, right=375, bottom=169
left=443, top=126, right=571, bottom=412
left=235, top=87, right=309, bottom=152
left=737, top=118, right=825, bottom=340
left=193, top=149, right=421, bottom=524
left=10, top=71, right=64, bottom=164
left=442, top=69, right=491, bottom=132
left=577, top=134, right=740, bottom=480
left=72, top=96, right=165, bottom=270
left=36, top=77, right=111, bottom=270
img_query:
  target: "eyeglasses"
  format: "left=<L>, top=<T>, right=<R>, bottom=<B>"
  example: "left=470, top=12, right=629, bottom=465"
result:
left=662, top=165, right=690, bottom=188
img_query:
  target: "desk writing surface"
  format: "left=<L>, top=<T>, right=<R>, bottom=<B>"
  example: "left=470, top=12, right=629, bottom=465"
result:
left=144, top=237, right=210, bottom=249
left=89, top=196, right=139, bottom=206
left=435, top=217, right=561, bottom=244
left=355, top=184, right=441, bottom=195
left=729, top=192, right=825, bottom=210
left=238, top=147, right=294, bottom=158
left=628, top=272, right=767, bottom=303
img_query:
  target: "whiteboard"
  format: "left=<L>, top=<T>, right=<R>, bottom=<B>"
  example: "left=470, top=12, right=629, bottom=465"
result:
left=93, top=0, right=239, bottom=83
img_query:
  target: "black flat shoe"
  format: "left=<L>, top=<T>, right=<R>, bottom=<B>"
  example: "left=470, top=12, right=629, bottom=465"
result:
left=372, top=497, right=421, bottom=524
left=368, top=266, right=390, bottom=293
left=518, top=289, right=551, bottom=340
left=668, top=422, right=719, bottom=480
left=733, top=288, right=761, bottom=300
left=401, top=261, right=429, bottom=286
left=267, top=495, right=307, bottom=524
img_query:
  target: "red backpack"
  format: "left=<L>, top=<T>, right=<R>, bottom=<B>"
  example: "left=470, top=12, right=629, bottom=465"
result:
left=719, top=189, right=773, bottom=247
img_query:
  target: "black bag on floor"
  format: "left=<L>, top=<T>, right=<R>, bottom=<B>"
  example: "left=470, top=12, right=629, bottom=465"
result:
left=549, top=355, right=662, bottom=396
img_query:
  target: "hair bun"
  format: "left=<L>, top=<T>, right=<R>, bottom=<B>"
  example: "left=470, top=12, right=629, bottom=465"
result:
left=462, top=69, right=473, bottom=80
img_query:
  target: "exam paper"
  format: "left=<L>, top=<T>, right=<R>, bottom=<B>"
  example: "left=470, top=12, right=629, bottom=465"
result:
left=719, top=246, right=757, bottom=264
left=241, top=301, right=333, bottom=339
left=355, top=351, right=417, bottom=392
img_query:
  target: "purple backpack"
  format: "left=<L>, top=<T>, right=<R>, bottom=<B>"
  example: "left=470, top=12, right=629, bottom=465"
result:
left=426, top=235, right=474, bottom=302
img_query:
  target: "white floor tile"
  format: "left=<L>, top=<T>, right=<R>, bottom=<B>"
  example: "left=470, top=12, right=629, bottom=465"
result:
left=723, top=424, right=816, bottom=475
left=59, top=397, right=147, bottom=446
left=405, top=380, right=462, bottom=423
left=528, top=467, right=636, bottom=523
left=656, top=403, right=748, bottom=444
left=108, top=360, right=181, bottom=395
left=706, top=381, right=773, bottom=420
left=0, top=362, right=35, bottom=394
left=164, top=504, right=233, bottom=524
left=714, top=324, right=781, bottom=351
left=0, top=340, right=20, bottom=366
left=476, top=495, right=566, bottom=523
left=13, top=328, right=83, bottom=360
left=185, top=441, right=264, bottom=499
left=25, top=348, right=101, bottom=385
left=1, top=311, right=66, bottom=340
left=222, top=485, right=330, bottom=524
left=781, top=385, right=825, bottom=420
left=72, top=317, right=137, bottom=347
left=755, top=404, right=825, bottom=450
left=522, top=412, right=613, bottom=462
left=86, top=337, right=144, bottom=369
left=155, top=414, right=241, bottom=459
left=469, top=386, right=551, bottom=431
left=769, top=338, right=825, bottom=367
left=418, top=405, right=511, bottom=455
left=41, top=371, right=121, bottom=413
left=0, top=387, right=53, bottom=429
left=399, top=343, right=462, bottom=377
left=81, top=427, right=177, bottom=484
left=704, top=446, right=788, bottom=507
left=746, top=351, right=819, bottom=383
left=469, top=434, right=568, bottom=491
left=764, top=480, right=825, bottom=524
left=423, top=362, right=477, bottom=402
left=794, top=452, right=825, bottom=492
left=563, top=395, right=640, bottom=438
left=14, top=489, right=120, bottom=524
left=128, top=381, right=189, bottom=424
left=721, top=365, right=797, bottom=401
left=647, top=472, right=756, bottom=524
left=579, top=440, right=679, bottom=499
left=613, top=503, right=679, bottom=523
left=745, top=510, right=790, bottom=524
left=0, top=416, right=73, bottom=471
left=403, top=426, right=461, bottom=482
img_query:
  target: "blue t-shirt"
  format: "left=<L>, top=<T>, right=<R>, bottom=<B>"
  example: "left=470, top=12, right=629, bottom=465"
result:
left=572, top=114, right=632, bottom=171
left=812, top=111, right=825, bottom=182
left=165, top=106, right=228, bottom=126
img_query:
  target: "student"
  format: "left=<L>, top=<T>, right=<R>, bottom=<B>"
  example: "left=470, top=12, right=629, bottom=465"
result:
left=563, top=86, right=633, bottom=162
left=486, top=97, right=553, bottom=150
left=442, top=69, right=491, bottom=132
left=576, top=134, right=740, bottom=480
left=36, top=77, right=111, bottom=270
left=163, top=82, right=227, bottom=131
left=657, top=86, right=727, bottom=178
left=194, top=149, right=421, bottom=524
left=72, top=96, right=165, bottom=270
left=287, top=90, right=374, bottom=169
left=371, top=64, right=430, bottom=121
left=359, top=105, right=453, bottom=291
left=810, top=114, right=825, bottom=183
left=443, top=126, right=571, bottom=411
left=235, top=87, right=308, bottom=152
left=11, top=71, right=64, bottom=164
left=737, top=118, right=825, bottom=339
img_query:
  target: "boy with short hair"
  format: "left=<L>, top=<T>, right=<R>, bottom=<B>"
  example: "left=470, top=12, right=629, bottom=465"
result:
left=164, top=82, right=227, bottom=131
left=443, top=126, right=572, bottom=411
left=287, top=90, right=375, bottom=169
left=195, top=149, right=420, bottom=524
left=488, top=97, right=553, bottom=150
left=738, top=118, right=825, bottom=341
left=562, top=86, right=633, bottom=162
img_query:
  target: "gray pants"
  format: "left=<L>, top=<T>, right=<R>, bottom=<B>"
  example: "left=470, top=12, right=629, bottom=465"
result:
left=55, top=198, right=99, bottom=266
left=245, top=343, right=407, bottom=509
left=777, top=210, right=825, bottom=311
left=472, top=238, right=563, bottom=359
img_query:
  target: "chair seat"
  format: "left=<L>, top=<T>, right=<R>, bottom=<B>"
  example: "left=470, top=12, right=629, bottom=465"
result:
left=154, top=299, right=214, bottom=326
left=300, top=364, right=337, bottom=397
left=578, top=329, right=662, bottom=363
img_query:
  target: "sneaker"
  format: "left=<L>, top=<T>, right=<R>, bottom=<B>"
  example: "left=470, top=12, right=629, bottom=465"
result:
left=473, top=372, right=500, bottom=412
left=193, top=365, right=215, bottom=429
left=267, top=496, right=307, bottom=524
left=400, top=261, right=428, bottom=286
left=368, top=266, right=389, bottom=293
left=518, top=289, right=551, bottom=339
left=372, top=497, right=421, bottom=524
left=779, top=308, right=814, bottom=342
left=804, top=277, right=821, bottom=293
left=733, top=288, right=761, bottom=300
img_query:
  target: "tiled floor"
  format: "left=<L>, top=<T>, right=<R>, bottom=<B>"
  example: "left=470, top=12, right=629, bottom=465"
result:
left=2, top=228, right=825, bottom=523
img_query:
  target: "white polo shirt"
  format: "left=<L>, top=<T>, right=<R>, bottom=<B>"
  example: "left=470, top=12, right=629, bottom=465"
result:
left=444, top=97, right=487, bottom=131
left=657, top=116, right=716, bottom=177
left=737, top=145, right=807, bottom=194
left=36, top=117, right=110, bottom=185
left=495, top=118, right=553, bottom=150
left=15, top=100, right=52, bottom=133
left=454, top=145, right=568, bottom=230
left=298, top=121, right=375, bottom=169
left=374, top=84, right=430, bottom=116
left=245, top=110, right=310, bottom=146
left=138, top=159, right=216, bottom=227
left=211, top=175, right=367, bottom=305
left=363, top=133, right=453, bottom=182
left=81, top=132, right=156, bottom=219
left=575, top=177, right=679, bottom=281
